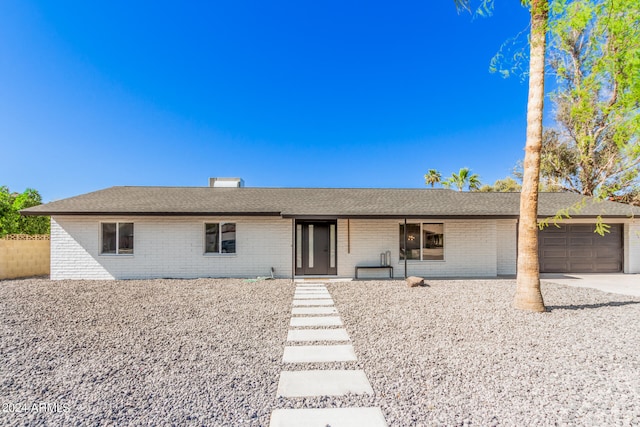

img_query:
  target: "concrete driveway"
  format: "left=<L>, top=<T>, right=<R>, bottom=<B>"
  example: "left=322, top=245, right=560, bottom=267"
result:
left=541, top=273, right=640, bottom=297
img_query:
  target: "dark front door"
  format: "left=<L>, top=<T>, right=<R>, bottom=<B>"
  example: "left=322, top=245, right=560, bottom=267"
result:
left=295, top=221, right=337, bottom=276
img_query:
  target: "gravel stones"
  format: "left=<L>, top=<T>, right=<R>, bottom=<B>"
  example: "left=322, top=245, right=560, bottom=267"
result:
left=1, top=278, right=293, bottom=426
left=2, top=277, right=640, bottom=425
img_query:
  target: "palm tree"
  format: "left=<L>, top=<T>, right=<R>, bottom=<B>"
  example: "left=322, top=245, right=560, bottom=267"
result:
left=513, top=0, right=548, bottom=312
left=442, top=168, right=481, bottom=191
left=454, top=0, right=547, bottom=312
left=424, top=169, right=442, bottom=188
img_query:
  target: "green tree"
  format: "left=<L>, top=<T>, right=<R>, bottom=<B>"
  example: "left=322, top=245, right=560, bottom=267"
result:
left=544, top=0, right=640, bottom=200
left=443, top=168, right=482, bottom=191
left=478, top=177, right=522, bottom=192
left=0, top=186, right=49, bottom=237
left=424, top=169, right=442, bottom=188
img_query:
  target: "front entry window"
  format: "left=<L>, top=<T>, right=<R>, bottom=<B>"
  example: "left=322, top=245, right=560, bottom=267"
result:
left=400, top=223, right=444, bottom=261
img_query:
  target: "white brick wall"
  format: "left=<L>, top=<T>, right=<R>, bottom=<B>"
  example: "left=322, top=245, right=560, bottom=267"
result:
left=624, top=220, right=640, bottom=274
left=50, top=216, right=639, bottom=280
left=51, top=216, right=293, bottom=280
left=496, top=220, right=517, bottom=275
left=337, top=219, right=498, bottom=278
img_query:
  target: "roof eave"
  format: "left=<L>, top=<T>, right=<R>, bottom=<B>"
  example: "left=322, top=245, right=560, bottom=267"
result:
left=21, top=211, right=283, bottom=217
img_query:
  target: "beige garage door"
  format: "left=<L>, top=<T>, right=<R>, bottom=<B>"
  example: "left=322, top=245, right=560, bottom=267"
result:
left=538, top=224, right=623, bottom=273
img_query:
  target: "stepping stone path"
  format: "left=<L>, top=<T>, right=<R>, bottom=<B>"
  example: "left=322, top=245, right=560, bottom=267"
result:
left=270, top=281, right=388, bottom=427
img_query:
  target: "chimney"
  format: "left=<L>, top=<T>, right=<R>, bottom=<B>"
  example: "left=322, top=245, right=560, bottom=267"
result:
left=209, top=177, right=244, bottom=188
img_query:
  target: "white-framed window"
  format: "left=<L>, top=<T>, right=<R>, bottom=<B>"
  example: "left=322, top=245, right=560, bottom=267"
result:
left=101, top=222, right=134, bottom=255
left=399, top=223, right=444, bottom=261
left=205, top=222, right=236, bottom=254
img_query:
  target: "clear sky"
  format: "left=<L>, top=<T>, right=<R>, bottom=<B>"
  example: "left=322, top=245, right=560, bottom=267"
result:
left=1, top=0, right=534, bottom=202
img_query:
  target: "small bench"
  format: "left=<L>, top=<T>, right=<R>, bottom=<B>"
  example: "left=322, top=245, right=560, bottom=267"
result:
left=355, top=265, right=394, bottom=279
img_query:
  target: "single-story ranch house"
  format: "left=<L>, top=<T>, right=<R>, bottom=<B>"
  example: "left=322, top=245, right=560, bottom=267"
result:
left=22, top=178, right=640, bottom=280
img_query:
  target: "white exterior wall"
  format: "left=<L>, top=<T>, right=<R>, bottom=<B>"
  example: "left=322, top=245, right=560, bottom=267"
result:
left=50, top=215, right=639, bottom=280
left=337, top=219, right=498, bottom=278
left=51, top=216, right=293, bottom=280
left=496, top=219, right=517, bottom=275
left=624, top=220, right=640, bottom=274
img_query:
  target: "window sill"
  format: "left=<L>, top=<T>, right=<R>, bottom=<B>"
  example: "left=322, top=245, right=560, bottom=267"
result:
left=399, top=259, right=446, bottom=263
left=203, top=253, right=238, bottom=257
left=100, top=254, right=135, bottom=257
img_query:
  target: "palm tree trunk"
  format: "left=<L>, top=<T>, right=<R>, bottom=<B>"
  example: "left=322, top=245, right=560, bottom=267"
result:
left=514, top=0, right=548, bottom=312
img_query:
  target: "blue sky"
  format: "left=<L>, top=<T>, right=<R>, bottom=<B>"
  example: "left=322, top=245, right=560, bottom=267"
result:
left=1, top=1, right=534, bottom=202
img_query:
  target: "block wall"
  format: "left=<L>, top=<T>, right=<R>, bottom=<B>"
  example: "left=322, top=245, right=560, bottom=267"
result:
left=0, top=236, right=50, bottom=279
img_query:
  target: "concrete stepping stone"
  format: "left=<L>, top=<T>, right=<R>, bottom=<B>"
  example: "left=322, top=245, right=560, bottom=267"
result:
left=287, top=329, right=350, bottom=342
left=291, top=306, right=338, bottom=315
left=269, top=407, right=387, bottom=427
left=296, top=282, right=327, bottom=286
left=292, top=299, right=334, bottom=306
left=294, top=288, right=329, bottom=292
left=277, top=370, right=373, bottom=397
left=282, top=344, right=356, bottom=363
left=292, top=294, right=332, bottom=299
left=293, top=291, right=331, bottom=298
left=293, top=293, right=330, bottom=298
left=290, top=316, right=342, bottom=327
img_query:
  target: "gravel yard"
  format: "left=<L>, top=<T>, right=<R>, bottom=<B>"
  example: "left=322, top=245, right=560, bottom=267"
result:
left=1, top=278, right=293, bottom=426
left=2, top=277, right=640, bottom=426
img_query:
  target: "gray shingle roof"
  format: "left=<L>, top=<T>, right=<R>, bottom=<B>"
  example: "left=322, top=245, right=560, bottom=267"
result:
left=21, top=186, right=640, bottom=218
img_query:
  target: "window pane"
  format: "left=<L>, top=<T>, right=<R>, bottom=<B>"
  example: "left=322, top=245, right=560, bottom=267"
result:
left=308, top=225, right=314, bottom=268
left=296, top=224, right=302, bottom=268
left=422, top=223, right=444, bottom=260
left=399, top=223, right=420, bottom=260
left=205, top=223, right=219, bottom=253
left=118, top=223, right=134, bottom=254
left=102, top=223, right=116, bottom=254
left=221, top=223, right=236, bottom=253
left=329, top=223, right=336, bottom=268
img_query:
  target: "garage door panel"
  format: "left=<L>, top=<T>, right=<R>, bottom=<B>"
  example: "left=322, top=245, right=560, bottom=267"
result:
left=543, top=226, right=567, bottom=234
left=568, top=248, right=594, bottom=258
left=540, top=260, right=569, bottom=271
left=541, top=249, right=568, bottom=258
left=569, top=261, right=598, bottom=271
left=583, top=261, right=622, bottom=272
left=570, top=237, right=593, bottom=246
left=539, top=224, right=622, bottom=273
left=597, top=246, right=622, bottom=257
left=568, top=225, right=596, bottom=233
left=542, top=237, right=568, bottom=246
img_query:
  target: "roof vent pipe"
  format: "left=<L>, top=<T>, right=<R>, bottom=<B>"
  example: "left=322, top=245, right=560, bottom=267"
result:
left=209, top=178, right=244, bottom=188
